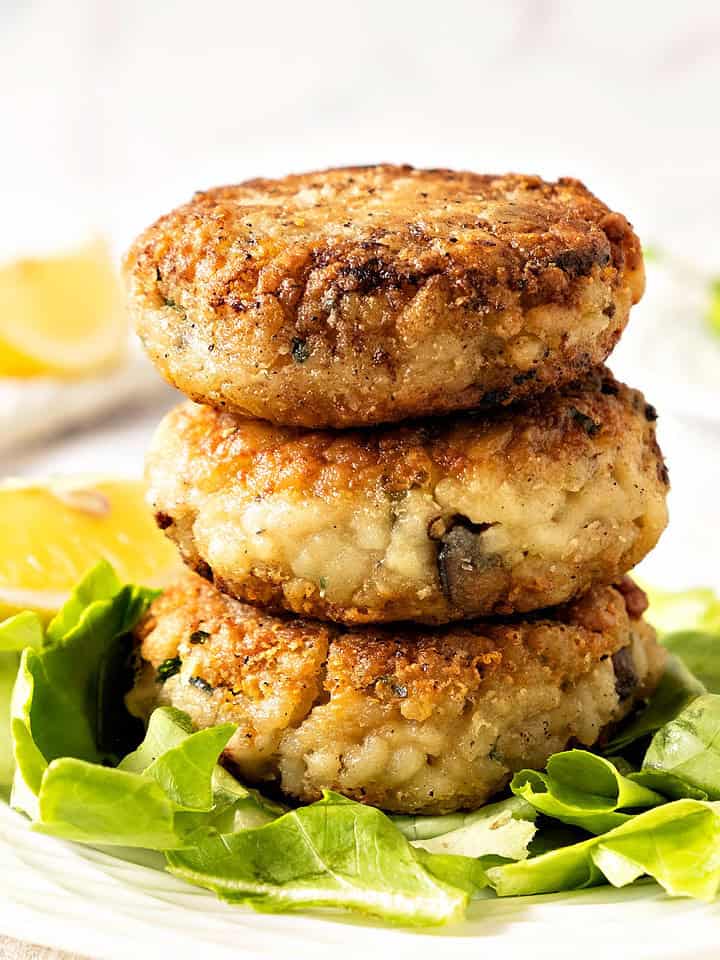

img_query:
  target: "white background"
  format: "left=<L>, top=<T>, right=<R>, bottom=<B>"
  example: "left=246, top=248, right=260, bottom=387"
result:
left=2, top=0, right=719, bottom=259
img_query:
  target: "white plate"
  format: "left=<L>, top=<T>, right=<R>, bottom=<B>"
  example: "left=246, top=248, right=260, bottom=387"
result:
left=1, top=801, right=720, bottom=960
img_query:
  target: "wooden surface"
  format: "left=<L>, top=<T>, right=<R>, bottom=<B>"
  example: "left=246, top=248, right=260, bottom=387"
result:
left=0, top=936, right=84, bottom=959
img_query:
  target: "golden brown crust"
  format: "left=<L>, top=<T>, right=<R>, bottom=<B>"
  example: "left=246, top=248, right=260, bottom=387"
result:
left=138, top=572, right=631, bottom=696
left=126, top=165, right=644, bottom=427
left=135, top=572, right=331, bottom=704
left=130, top=573, right=665, bottom=813
left=146, top=369, right=669, bottom=623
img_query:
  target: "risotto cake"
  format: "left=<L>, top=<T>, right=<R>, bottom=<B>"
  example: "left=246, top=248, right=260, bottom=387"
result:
left=128, top=573, right=664, bottom=814
left=146, top=369, right=669, bottom=624
left=125, top=165, right=644, bottom=428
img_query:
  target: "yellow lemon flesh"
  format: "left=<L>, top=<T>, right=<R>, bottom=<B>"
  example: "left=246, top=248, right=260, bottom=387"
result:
left=0, top=478, right=181, bottom=621
left=0, top=241, right=127, bottom=378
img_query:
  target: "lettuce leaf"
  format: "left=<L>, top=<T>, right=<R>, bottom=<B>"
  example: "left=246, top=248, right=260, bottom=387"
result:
left=167, top=791, right=470, bottom=925
left=10, top=561, right=158, bottom=815
left=663, top=631, right=720, bottom=694
left=628, top=768, right=709, bottom=801
left=0, top=612, right=44, bottom=791
left=33, top=708, right=242, bottom=848
left=0, top=612, right=44, bottom=653
left=412, top=847, right=490, bottom=898
left=487, top=800, right=720, bottom=901
left=709, top=277, right=720, bottom=336
left=30, top=705, right=278, bottom=848
left=511, top=750, right=664, bottom=834
left=392, top=795, right=534, bottom=841
left=642, top=694, right=720, bottom=798
left=8, top=564, right=278, bottom=848
left=400, top=797, right=537, bottom=860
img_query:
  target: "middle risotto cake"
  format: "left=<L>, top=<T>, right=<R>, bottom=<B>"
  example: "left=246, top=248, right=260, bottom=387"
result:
left=128, top=573, right=665, bottom=814
left=147, top=369, right=669, bottom=624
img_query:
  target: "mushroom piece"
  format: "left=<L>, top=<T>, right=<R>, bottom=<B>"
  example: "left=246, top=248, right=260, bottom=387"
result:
left=432, top=515, right=510, bottom=613
left=611, top=645, right=638, bottom=701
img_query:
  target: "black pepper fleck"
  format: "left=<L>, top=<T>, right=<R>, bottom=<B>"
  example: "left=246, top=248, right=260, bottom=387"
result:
left=569, top=407, right=601, bottom=436
left=291, top=338, right=310, bottom=363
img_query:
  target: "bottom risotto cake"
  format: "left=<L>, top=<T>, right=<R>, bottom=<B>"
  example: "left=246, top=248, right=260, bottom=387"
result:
left=128, top=573, right=664, bottom=814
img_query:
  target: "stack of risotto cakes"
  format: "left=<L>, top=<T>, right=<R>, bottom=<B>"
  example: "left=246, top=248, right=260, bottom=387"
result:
left=125, top=165, right=669, bottom=814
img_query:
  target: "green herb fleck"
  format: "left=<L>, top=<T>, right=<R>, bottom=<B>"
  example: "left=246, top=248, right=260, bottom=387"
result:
left=189, top=676, right=214, bottom=694
left=642, top=244, right=662, bottom=263
left=291, top=338, right=310, bottom=363
left=319, top=576, right=328, bottom=598
left=489, top=741, right=504, bottom=763
left=190, top=630, right=210, bottom=645
left=569, top=407, right=601, bottom=437
left=156, top=657, right=182, bottom=683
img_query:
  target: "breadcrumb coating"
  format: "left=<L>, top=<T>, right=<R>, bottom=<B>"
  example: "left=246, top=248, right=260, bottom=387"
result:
left=126, top=165, right=644, bottom=427
left=129, top=574, right=664, bottom=814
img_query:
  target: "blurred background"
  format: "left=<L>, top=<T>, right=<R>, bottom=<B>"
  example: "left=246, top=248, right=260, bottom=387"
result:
left=1, top=0, right=718, bottom=588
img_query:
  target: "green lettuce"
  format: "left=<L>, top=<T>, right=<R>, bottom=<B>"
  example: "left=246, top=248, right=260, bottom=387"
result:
left=0, top=612, right=44, bottom=653
left=642, top=694, right=720, bottom=798
left=627, top=768, right=709, bottom=801
left=11, top=560, right=158, bottom=815
left=642, top=586, right=720, bottom=694
left=0, top=611, right=44, bottom=790
left=511, top=750, right=664, bottom=834
left=8, top=563, right=278, bottom=848
left=487, top=800, right=720, bottom=901
left=663, top=632, right=720, bottom=694
left=397, top=796, right=536, bottom=860
left=167, top=791, right=470, bottom=925
left=33, top=708, right=270, bottom=848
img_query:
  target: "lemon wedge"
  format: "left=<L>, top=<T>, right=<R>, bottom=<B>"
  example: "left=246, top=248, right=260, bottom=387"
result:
left=0, top=240, right=127, bottom=378
left=0, top=478, right=181, bottom=621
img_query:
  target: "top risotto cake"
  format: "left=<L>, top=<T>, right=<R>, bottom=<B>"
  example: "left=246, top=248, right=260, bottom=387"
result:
left=125, top=165, right=644, bottom=427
